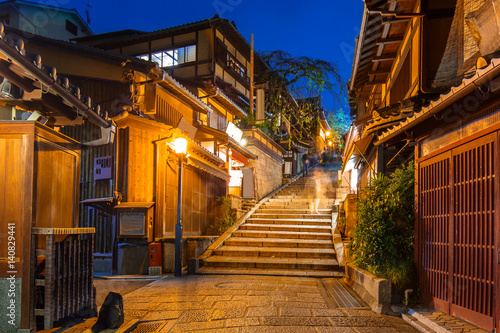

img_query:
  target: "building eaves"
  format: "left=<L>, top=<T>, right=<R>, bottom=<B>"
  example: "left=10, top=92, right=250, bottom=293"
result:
left=4, top=26, right=213, bottom=117
left=201, top=84, right=246, bottom=117
left=4, top=25, right=157, bottom=74
left=73, top=15, right=269, bottom=72
left=71, top=29, right=145, bottom=43
left=157, top=74, right=213, bottom=115
left=349, top=0, right=418, bottom=96
left=375, top=57, right=500, bottom=145
left=0, top=22, right=109, bottom=128
left=227, top=136, right=258, bottom=160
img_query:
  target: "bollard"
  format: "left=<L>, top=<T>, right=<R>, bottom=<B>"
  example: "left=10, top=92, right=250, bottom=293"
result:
left=187, top=240, right=199, bottom=275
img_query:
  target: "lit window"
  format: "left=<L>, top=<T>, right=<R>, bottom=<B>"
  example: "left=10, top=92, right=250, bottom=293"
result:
left=227, top=54, right=246, bottom=79
left=137, top=45, right=196, bottom=67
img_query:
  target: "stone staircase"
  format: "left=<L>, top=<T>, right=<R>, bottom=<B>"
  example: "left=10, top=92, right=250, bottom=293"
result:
left=200, top=171, right=342, bottom=277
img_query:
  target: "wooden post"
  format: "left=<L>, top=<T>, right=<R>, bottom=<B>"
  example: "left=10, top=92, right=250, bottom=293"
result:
left=44, top=234, right=55, bottom=330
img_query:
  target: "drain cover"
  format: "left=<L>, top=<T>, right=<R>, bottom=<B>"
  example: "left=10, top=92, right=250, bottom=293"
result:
left=130, top=321, right=167, bottom=333
left=321, top=279, right=367, bottom=308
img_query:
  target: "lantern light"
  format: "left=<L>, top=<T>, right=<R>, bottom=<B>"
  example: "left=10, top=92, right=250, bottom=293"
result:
left=173, top=137, right=187, bottom=155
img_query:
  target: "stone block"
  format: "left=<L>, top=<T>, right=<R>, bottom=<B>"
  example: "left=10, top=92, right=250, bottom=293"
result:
left=162, top=242, right=175, bottom=273
left=117, top=243, right=149, bottom=275
left=345, top=264, right=392, bottom=314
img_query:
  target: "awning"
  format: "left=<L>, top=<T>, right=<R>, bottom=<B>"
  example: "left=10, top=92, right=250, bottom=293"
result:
left=114, top=202, right=155, bottom=209
left=230, top=147, right=249, bottom=166
left=157, top=76, right=213, bottom=115
left=201, top=85, right=247, bottom=118
left=227, top=137, right=257, bottom=160
left=208, top=89, right=247, bottom=118
left=341, top=134, right=373, bottom=174
left=187, top=156, right=229, bottom=182
left=195, top=124, right=228, bottom=142
left=80, top=196, right=114, bottom=212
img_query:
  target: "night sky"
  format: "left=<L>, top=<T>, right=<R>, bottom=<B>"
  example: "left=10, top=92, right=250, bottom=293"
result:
left=64, top=0, right=364, bottom=110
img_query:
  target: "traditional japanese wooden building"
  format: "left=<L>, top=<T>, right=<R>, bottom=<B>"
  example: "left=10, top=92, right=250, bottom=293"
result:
left=0, top=23, right=109, bottom=331
left=347, top=0, right=499, bottom=330
left=73, top=15, right=283, bottom=200
left=2, top=25, right=233, bottom=275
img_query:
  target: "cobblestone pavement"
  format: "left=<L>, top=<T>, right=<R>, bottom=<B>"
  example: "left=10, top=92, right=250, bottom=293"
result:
left=121, top=274, right=418, bottom=332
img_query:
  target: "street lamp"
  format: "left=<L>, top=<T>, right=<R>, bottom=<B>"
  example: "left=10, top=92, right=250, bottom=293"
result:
left=173, top=137, right=187, bottom=277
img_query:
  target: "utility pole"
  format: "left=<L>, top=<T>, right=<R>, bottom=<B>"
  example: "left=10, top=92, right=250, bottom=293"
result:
left=249, top=33, right=254, bottom=118
left=84, top=0, right=91, bottom=25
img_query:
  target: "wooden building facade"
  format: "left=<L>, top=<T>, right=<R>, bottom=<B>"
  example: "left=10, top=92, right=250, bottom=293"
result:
left=0, top=25, right=108, bottom=330
left=347, top=0, right=500, bottom=330
left=73, top=16, right=273, bottom=199
left=3, top=25, right=231, bottom=274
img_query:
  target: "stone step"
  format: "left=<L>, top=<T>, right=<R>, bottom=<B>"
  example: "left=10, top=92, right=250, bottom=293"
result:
left=251, top=213, right=331, bottom=219
left=239, top=223, right=331, bottom=233
left=255, top=208, right=332, bottom=214
left=233, top=230, right=332, bottom=240
left=224, top=237, right=334, bottom=248
left=212, top=245, right=337, bottom=259
left=203, top=255, right=340, bottom=271
left=267, top=197, right=336, bottom=202
left=246, top=218, right=331, bottom=226
left=260, top=204, right=333, bottom=210
left=198, top=266, right=343, bottom=278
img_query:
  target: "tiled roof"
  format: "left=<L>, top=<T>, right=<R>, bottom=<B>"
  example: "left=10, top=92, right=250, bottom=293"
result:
left=0, top=22, right=109, bottom=128
left=3, top=24, right=213, bottom=116
left=375, top=57, right=500, bottom=144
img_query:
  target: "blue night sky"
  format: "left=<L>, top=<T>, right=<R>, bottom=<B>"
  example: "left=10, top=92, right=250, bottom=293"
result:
left=64, top=0, right=364, bottom=110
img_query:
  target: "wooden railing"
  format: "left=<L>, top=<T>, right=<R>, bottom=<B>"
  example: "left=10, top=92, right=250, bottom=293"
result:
left=32, top=228, right=95, bottom=330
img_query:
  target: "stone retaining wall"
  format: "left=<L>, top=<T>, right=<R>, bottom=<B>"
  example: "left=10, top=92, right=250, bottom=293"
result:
left=345, top=263, right=392, bottom=314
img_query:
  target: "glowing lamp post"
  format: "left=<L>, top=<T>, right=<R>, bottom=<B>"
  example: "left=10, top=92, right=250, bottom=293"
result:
left=173, top=137, right=187, bottom=277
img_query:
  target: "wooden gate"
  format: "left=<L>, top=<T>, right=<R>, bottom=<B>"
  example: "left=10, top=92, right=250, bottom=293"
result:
left=417, top=133, right=497, bottom=331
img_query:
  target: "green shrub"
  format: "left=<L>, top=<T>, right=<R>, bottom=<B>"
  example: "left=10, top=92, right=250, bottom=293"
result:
left=207, top=196, right=236, bottom=235
left=336, top=216, right=347, bottom=237
left=349, top=161, right=415, bottom=288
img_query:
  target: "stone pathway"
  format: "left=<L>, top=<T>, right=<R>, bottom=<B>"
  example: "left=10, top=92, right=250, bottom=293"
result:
left=120, top=274, right=418, bottom=332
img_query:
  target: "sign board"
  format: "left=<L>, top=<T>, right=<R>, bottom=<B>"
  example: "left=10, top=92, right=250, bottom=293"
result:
left=94, top=156, right=112, bottom=180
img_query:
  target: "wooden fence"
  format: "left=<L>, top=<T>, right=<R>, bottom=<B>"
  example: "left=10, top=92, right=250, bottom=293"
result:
left=33, top=228, right=95, bottom=330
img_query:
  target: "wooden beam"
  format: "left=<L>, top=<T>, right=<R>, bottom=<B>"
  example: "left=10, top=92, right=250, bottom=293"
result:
left=376, top=36, right=404, bottom=45
left=368, top=69, right=391, bottom=76
left=383, top=17, right=412, bottom=24
left=360, top=45, right=378, bottom=60
left=363, top=32, right=383, bottom=46
left=365, top=79, right=387, bottom=86
left=45, top=116, right=84, bottom=126
left=372, top=53, right=397, bottom=62
left=364, top=24, right=382, bottom=38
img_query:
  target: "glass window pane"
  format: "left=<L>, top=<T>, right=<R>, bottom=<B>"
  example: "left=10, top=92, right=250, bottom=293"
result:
left=178, top=47, right=186, bottom=64
left=151, top=52, right=162, bottom=65
left=186, top=45, right=196, bottom=62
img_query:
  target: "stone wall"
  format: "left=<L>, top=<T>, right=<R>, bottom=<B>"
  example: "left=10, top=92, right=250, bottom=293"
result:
left=242, top=128, right=285, bottom=200
left=252, top=148, right=283, bottom=200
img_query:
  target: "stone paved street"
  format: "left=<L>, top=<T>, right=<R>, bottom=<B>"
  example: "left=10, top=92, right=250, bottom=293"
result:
left=121, top=274, right=419, bottom=332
